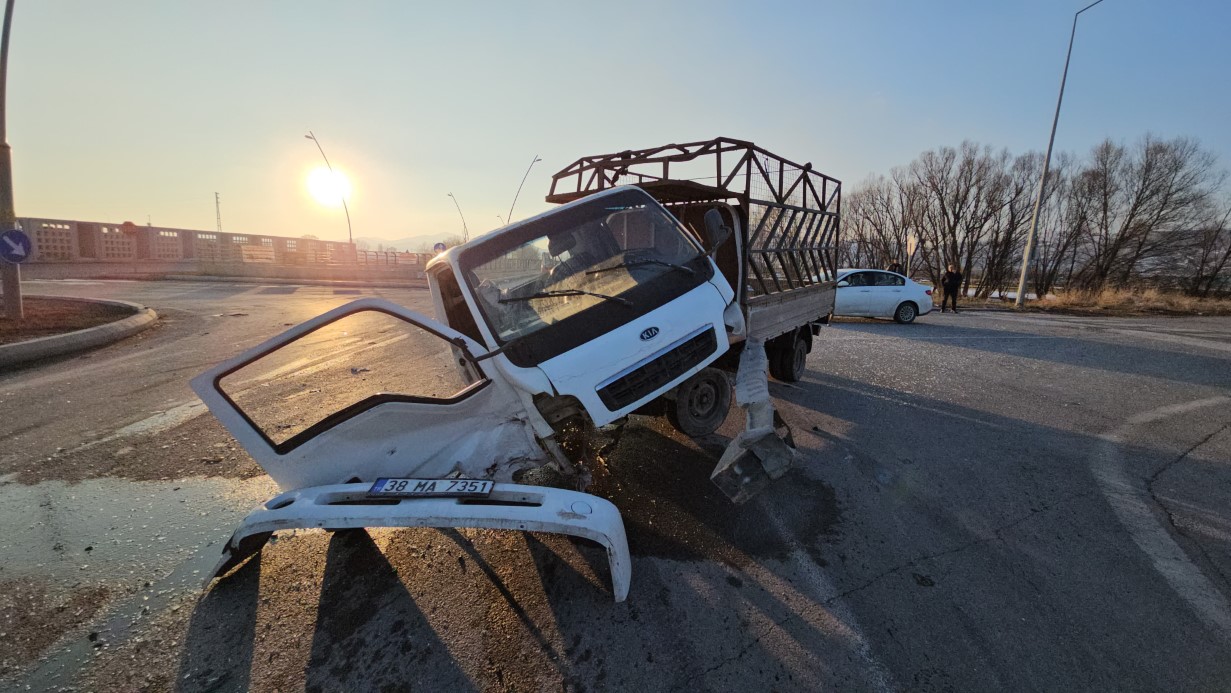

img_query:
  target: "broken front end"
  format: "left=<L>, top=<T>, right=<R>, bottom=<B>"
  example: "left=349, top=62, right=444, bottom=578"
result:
left=191, top=297, right=631, bottom=600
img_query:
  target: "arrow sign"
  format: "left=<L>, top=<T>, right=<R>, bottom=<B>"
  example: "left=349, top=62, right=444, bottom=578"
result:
left=0, top=229, right=31, bottom=264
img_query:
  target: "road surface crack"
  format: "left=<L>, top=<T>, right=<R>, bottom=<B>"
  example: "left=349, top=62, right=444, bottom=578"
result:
left=696, top=611, right=801, bottom=679
left=1145, top=421, right=1230, bottom=486
left=824, top=490, right=1095, bottom=605
left=1144, top=421, right=1231, bottom=592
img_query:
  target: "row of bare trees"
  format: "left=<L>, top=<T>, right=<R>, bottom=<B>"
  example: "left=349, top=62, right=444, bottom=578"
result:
left=841, top=135, right=1231, bottom=298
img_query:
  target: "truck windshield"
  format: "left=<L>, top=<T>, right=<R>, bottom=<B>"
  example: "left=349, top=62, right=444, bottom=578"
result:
left=464, top=190, right=705, bottom=343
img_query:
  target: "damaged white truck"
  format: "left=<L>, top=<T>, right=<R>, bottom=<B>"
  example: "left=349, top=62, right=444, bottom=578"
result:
left=193, top=137, right=841, bottom=601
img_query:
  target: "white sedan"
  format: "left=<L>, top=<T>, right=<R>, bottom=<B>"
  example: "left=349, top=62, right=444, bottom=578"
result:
left=833, top=269, right=934, bottom=323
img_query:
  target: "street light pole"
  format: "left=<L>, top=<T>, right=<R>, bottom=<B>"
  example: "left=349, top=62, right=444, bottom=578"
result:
left=0, top=0, right=22, bottom=320
left=447, top=192, right=469, bottom=243
left=1015, top=0, right=1107, bottom=308
left=304, top=131, right=353, bottom=248
left=507, top=155, right=541, bottom=224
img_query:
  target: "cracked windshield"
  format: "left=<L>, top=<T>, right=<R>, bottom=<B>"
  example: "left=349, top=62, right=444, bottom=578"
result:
left=468, top=197, right=699, bottom=342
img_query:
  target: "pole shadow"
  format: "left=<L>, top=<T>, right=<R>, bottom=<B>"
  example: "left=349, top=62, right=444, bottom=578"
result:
left=176, top=553, right=262, bottom=693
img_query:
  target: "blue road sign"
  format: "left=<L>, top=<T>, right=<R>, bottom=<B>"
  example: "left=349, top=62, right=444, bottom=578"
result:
left=0, top=229, right=30, bottom=264
left=432, top=242, right=447, bottom=253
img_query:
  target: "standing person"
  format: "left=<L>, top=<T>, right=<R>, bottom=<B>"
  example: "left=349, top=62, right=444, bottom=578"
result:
left=941, top=264, right=963, bottom=313
left=886, top=260, right=903, bottom=275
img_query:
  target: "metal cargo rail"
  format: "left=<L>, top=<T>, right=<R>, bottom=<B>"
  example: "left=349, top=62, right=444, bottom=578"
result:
left=546, top=137, right=841, bottom=301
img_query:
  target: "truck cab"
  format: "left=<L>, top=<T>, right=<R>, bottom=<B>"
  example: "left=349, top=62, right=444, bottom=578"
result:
left=426, top=186, right=736, bottom=439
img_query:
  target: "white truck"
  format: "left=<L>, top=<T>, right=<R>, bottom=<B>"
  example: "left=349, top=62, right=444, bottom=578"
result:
left=541, top=137, right=842, bottom=422
left=191, top=137, right=840, bottom=601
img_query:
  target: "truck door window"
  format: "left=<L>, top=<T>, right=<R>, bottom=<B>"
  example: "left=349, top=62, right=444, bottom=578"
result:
left=217, top=309, right=483, bottom=449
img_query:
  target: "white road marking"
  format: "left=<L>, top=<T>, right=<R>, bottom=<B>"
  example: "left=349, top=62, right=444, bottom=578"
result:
left=1092, top=396, right=1231, bottom=641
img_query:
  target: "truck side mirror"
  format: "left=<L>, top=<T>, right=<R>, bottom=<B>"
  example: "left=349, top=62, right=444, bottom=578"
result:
left=703, top=208, right=732, bottom=255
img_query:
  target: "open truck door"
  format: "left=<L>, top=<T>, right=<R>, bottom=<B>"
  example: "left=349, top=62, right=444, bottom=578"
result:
left=191, top=297, right=630, bottom=601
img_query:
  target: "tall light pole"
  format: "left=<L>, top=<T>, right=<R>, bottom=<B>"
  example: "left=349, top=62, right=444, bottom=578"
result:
left=304, top=131, right=353, bottom=247
left=1015, top=0, right=1108, bottom=308
left=446, top=192, right=469, bottom=243
left=507, top=155, right=541, bottom=224
left=1, top=0, right=21, bottom=320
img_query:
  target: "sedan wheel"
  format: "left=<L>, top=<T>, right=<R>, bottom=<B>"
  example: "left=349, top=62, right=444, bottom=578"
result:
left=894, top=302, right=917, bottom=324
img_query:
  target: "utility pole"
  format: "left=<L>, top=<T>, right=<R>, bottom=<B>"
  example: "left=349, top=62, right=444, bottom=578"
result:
left=0, top=0, right=22, bottom=320
left=1015, top=0, right=1108, bottom=308
left=215, top=192, right=222, bottom=232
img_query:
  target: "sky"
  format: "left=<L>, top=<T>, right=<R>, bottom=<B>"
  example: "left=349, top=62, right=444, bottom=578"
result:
left=8, top=0, right=1230, bottom=246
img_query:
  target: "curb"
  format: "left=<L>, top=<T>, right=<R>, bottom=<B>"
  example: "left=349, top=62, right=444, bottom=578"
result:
left=0, top=296, right=159, bottom=369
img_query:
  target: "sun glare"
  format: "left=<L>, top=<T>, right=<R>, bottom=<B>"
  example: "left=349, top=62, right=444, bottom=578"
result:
left=307, top=167, right=351, bottom=207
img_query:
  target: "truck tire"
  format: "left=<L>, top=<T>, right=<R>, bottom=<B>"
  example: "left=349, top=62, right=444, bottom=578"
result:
left=769, top=330, right=808, bottom=382
left=666, top=367, right=731, bottom=437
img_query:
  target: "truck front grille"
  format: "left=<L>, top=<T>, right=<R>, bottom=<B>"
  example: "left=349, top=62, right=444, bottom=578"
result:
left=596, top=328, right=718, bottom=411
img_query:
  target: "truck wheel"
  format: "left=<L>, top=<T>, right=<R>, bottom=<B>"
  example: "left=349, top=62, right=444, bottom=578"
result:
left=667, top=367, right=731, bottom=437
left=769, top=330, right=808, bottom=382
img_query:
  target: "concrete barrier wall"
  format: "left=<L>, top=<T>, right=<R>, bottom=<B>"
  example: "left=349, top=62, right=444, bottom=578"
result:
left=20, top=261, right=201, bottom=279
left=17, top=260, right=426, bottom=284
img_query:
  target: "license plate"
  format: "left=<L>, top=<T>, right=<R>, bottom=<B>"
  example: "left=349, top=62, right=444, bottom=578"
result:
left=368, top=478, right=493, bottom=498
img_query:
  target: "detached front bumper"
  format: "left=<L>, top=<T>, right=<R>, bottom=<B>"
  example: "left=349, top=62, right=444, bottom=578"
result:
left=208, top=482, right=632, bottom=602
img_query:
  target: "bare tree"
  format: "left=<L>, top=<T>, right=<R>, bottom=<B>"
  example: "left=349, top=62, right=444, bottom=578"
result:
left=974, top=151, right=1036, bottom=298
left=841, top=134, right=1225, bottom=300
left=840, top=184, right=881, bottom=269
left=842, top=169, right=923, bottom=271
left=1026, top=152, right=1088, bottom=297
left=910, top=142, right=1010, bottom=291
left=1183, top=199, right=1231, bottom=297
left=1070, top=135, right=1221, bottom=290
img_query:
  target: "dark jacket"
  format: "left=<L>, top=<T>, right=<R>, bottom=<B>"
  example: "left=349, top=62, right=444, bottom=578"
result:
left=941, top=271, right=963, bottom=291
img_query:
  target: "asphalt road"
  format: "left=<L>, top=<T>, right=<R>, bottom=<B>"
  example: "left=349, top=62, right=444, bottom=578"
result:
left=2, top=279, right=1230, bottom=692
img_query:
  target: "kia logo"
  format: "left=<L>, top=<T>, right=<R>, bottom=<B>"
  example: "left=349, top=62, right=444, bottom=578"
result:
left=639, top=327, right=660, bottom=341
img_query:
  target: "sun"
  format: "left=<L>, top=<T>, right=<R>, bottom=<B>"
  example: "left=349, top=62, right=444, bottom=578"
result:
left=306, top=167, right=351, bottom=207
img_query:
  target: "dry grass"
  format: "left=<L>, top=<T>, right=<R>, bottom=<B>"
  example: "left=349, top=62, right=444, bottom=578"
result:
left=1038, top=288, right=1231, bottom=316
